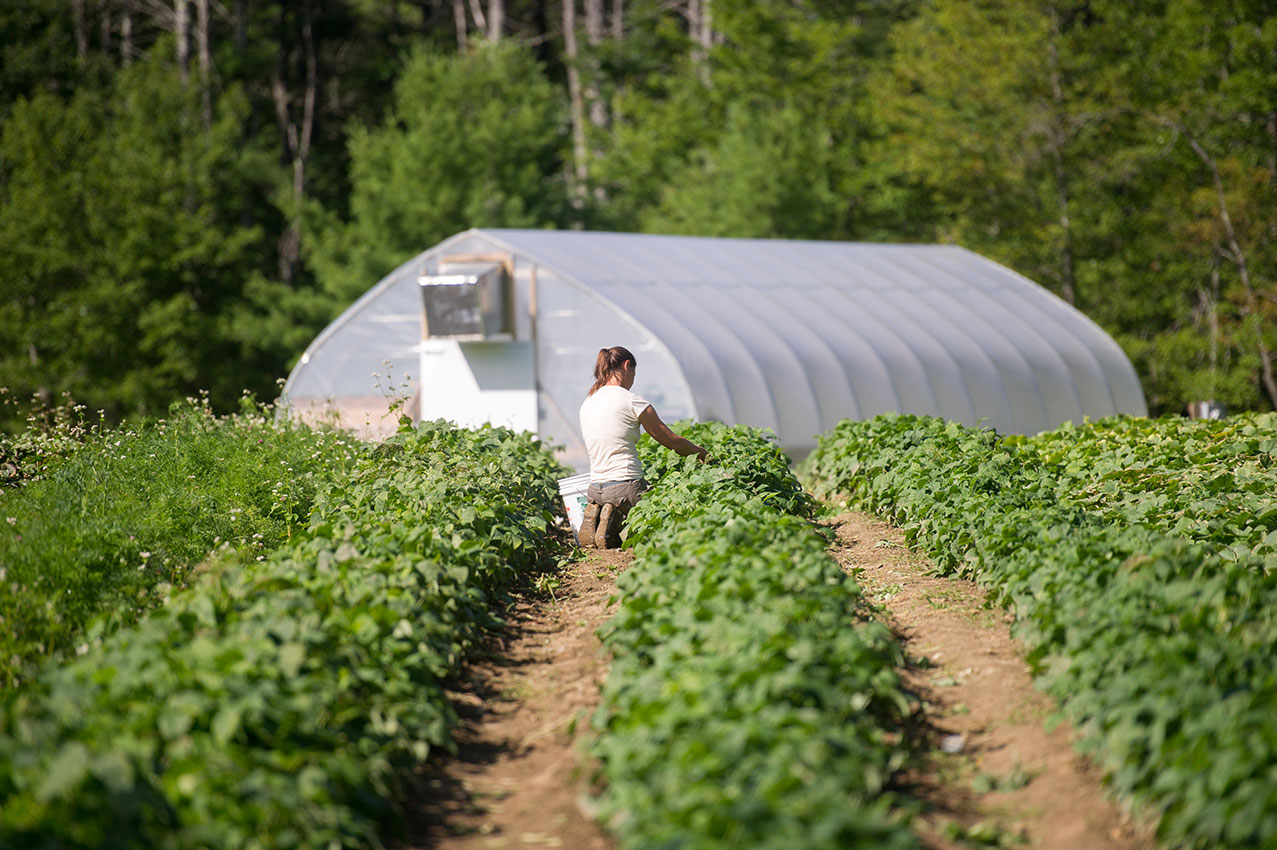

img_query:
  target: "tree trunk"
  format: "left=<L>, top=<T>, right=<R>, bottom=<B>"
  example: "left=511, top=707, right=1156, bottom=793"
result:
left=1047, top=3, right=1077, bottom=306
left=270, top=0, right=318, bottom=285
left=1200, top=255, right=1221, bottom=400
left=488, top=0, right=504, bottom=40
left=234, top=0, right=246, bottom=51
left=1268, top=110, right=1276, bottom=189
left=585, top=0, right=603, bottom=45
left=688, top=0, right=701, bottom=62
left=467, top=0, right=487, bottom=34
left=121, top=8, right=133, bottom=65
left=175, top=0, right=190, bottom=86
left=563, top=0, right=588, bottom=215
left=687, top=0, right=711, bottom=82
left=196, top=0, right=212, bottom=126
left=100, top=7, right=112, bottom=53
left=1182, top=127, right=1277, bottom=410
left=611, top=0, right=622, bottom=40
left=584, top=0, right=606, bottom=131
left=73, top=0, right=88, bottom=58
left=452, top=0, right=467, bottom=51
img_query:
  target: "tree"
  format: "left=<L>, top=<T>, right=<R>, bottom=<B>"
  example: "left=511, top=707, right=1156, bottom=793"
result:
left=0, top=60, right=277, bottom=421
left=641, top=103, right=842, bottom=238
left=0, top=0, right=87, bottom=115
left=305, top=43, right=570, bottom=305
left=589, top=0, right=918, bottom=237
left=868, top=0, right=1108, bottom=305
left=1085, top=0, right=1277, bottom=412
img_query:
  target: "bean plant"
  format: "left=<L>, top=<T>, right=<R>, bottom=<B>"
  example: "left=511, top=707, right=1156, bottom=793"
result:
left=804, top=413, right=1277, bottom=850
left=588, top=422, right=917, bottom=848
left=0, top=420, right=564, bottom=848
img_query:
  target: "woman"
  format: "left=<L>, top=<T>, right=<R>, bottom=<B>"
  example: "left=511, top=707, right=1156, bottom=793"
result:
left=577, top=346, right=708, bottom=548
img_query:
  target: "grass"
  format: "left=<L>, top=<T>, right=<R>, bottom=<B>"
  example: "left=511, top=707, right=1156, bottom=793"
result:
left=971, top=758, right=1033, bottom=794
left=0, top=392, right=358, bottom=687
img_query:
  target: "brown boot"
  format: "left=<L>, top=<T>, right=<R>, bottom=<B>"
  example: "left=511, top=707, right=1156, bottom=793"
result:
left=577, top=503, right=600, bottom=548
left=594, top=503, right=621, bottom=549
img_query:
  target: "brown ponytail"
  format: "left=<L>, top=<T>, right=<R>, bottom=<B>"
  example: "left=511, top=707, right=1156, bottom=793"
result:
left=589, top=346, right=635, bottom=395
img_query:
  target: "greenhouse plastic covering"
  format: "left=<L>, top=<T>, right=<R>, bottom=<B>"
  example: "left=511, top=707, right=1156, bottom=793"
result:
left=284, top=228, right=1146, bottom=466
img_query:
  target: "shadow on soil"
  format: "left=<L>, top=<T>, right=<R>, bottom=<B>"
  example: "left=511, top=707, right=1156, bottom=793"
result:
left=393, top=531, right=587, bottom=846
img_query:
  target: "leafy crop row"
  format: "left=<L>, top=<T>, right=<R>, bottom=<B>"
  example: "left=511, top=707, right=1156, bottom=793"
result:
left=589, top=423, right=917, bottom=849
left=1007, top=415, right=1277, bottom=560
left=804, top=413, right=1277, bottom=849
left=0, top=395, right=357, bottom=688
left=0, top=421, right=564, bottom=848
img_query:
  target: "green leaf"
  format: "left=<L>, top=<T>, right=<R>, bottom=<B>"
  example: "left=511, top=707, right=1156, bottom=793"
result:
left=278, top=642, right=306, bottom=678
left=211, top=704, right=244, bottom=745
left=35, top=741, right=90, bottom=803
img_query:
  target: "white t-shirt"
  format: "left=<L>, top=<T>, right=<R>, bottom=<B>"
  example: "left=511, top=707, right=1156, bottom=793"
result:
left=579, top=386, right=652, bottom=483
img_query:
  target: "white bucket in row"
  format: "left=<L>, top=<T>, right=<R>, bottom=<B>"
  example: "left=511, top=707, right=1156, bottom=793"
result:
left=557, top=472, right=592, bottom=533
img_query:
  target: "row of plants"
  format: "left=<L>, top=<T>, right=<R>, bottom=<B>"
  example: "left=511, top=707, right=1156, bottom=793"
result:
left=0, top=420, right=565, bottom=848
left=0, top=394, right=358, bottom=688
left=588, top=422, right=918, bottom=849
left=802, top=413, right=1277, bottom=849
left=1007, top=414, right=1277, bottom=561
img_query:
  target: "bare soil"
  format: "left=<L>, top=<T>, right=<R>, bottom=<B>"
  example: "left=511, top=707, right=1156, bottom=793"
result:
left=399, top=545, right=626, bottom=850
left=828, top=511, right=1156, bottom=850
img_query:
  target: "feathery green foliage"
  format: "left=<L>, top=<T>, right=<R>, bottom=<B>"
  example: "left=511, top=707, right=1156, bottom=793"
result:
left=0, top=395, right=356, bottom=687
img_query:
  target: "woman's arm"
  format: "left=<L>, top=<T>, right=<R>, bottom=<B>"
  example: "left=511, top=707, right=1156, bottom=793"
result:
left=638, top=406, right=709, bottom=461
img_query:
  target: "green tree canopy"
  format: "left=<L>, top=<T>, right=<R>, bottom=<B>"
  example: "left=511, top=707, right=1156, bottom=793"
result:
left=306, top=43, right=571, bottom=306
left=0, top=59, right=276, bottom=423
left=641, top=103, right=842, bottom=238
left=1, top=0, right=1273, bottom=423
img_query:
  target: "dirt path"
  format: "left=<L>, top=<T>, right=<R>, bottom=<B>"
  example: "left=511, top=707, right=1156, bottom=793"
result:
left=829, top=511, right=1155, bottom=850
left=400, top=546, right=626, bottom=850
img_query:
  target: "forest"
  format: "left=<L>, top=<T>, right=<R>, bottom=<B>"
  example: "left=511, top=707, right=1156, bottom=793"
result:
left=1, top=0, right=1274, bottom=428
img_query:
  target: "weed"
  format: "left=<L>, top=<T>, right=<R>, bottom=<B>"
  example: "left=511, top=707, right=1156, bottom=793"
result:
left=941, top=818, right=1028, bottom=847
left=0, top=394, right=355, bottom=686
left=533, top=573, right=562, bottom=604
left=875, top=583, right=904, bottom=602
left=971, top=757, right=1032, bottom=794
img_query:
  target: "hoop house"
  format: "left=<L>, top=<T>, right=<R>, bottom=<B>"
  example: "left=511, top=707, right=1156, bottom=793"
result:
left=283, top=229, right=1146, bottom=469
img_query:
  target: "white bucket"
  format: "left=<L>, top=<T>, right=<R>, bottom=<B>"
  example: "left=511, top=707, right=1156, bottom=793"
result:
left=558, top=473, right=592, bottom=533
